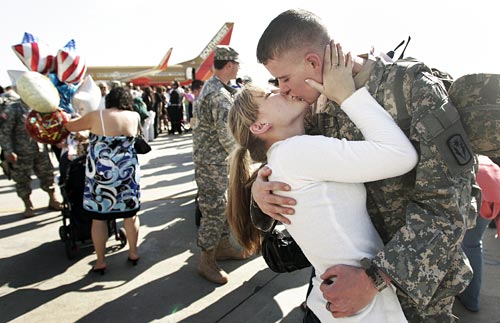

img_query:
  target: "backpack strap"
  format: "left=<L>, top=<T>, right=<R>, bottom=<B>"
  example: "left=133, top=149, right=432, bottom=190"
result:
left=393, top=65, right=411, bottom=132
left=392, top=58, right=423, bottom=133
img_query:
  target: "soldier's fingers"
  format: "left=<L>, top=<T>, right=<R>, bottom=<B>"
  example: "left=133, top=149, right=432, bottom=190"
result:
left=264, top=211, right=293, bottom=224
left=263, top=181, right=291, bottom=193
left=257, top=165, right=272, bottom=178
left=264, top=190, right=295, bottom=206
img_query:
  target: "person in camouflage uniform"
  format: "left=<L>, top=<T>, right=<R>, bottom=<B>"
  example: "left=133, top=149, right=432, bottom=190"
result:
left=0, top=94, right=19, bottom=179
left=192, top=45, right=250, bottom=284
left=0, top=100, right=62, bottom=218
left=251, top=9, right=477, bottom=322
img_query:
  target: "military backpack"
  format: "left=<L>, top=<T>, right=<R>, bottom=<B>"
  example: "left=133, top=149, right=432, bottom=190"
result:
left=391, top=57, right=500, bottom=159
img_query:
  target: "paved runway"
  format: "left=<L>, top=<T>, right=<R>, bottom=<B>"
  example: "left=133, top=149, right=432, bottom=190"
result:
left=0, top=131, right=498, bottom=322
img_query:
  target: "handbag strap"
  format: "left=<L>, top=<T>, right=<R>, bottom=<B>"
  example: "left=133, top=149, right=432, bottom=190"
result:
left=269, top=220, right=278, bottom=232
left=268, top=220, right=278, bottom=233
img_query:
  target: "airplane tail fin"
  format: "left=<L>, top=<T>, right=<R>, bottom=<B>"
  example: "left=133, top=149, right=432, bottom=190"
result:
left=156, top=48, right=173, bottom=71
left=115, top=48, right=173, bottom=83
left=179, top=22, right=234, bottom=81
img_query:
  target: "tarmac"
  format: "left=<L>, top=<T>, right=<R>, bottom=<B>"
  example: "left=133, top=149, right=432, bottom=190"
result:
left=0, top=131, right=499, bottom=323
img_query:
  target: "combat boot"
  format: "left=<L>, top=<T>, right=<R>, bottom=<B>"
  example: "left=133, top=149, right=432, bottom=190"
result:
left=48, top=191, right=63, bottom=211
left=198, top=249, right=228, bottom=284
left=215, top=237, right=251, bottom=261
left=22, top=197, right=35, bottom=218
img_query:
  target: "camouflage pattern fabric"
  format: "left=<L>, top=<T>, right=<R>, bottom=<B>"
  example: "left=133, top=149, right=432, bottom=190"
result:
left=192, top=75, right=237, bottom=250
left=0, top=95, right=20, bottom=178
left=0, top=101, right=56, bottom=198
left=309, top=57, right=476, bottom=322
left=448, top=73, right=500, bottom=157
left=192, top=75, right=237, bottom=165
left=0, top=95, right=19, bottom=127
left=195, top=164, right=231, bottom=250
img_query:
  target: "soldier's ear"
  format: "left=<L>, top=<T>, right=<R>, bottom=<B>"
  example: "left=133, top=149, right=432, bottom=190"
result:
left=305, top=52, right=321, bottom=71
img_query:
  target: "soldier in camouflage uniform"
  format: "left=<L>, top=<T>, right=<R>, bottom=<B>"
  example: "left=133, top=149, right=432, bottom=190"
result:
left=0, top=94, right=19, bottom=179
left=251, top=9, right=476, bottom=322
left=192, top=46, right=249, bottom=284
left=0, top=100, right=62, bottom=218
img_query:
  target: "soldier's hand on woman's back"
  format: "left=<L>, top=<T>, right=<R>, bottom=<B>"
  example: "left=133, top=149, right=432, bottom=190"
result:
left=251, top=165, right=296, bottom=224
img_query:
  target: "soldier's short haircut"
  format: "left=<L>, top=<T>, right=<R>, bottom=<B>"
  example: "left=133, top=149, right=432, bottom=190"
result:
left=257, top=9, right=331, bottom=65
left=191, top=79, right=204, bottom=91
left=214, top=60, right=231, bottom=70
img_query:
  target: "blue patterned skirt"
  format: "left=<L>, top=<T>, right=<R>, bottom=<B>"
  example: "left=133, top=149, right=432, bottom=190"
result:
left=83, top=134, right=140, bottom=220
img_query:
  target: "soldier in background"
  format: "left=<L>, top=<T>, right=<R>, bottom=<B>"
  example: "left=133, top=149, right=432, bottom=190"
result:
left=168, top=81, right=184, bottom=135
left=252, top=9, right=477, bottom=322
left=184, top=80, right=205, bottom=132
left=0, top=91, right=20, bottom=179
left=0, top=100, right=62, bottom=218
left=192, top=46, right=249, bottom=284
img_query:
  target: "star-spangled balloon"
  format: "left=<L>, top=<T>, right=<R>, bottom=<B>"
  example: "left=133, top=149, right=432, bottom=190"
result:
left=56, top=39, right=87, bottom=84
left=11, top=32, right=55, bottom=74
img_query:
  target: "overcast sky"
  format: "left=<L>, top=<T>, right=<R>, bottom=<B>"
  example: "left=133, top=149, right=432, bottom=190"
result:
left=1, top=0, right=499, bottom=87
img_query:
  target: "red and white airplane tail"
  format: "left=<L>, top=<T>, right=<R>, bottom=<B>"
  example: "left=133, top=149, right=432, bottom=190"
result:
left=180, top=22, right=234, bottom=81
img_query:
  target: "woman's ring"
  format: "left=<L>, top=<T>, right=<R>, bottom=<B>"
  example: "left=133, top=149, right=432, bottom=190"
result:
left=326, top=301, right=332, bottom=312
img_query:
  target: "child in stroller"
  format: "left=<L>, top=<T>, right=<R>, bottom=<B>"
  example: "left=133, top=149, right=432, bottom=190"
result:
left=58, top=132, right=127, bottom=260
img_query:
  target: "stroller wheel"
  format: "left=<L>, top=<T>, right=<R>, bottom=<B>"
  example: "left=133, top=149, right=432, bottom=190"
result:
left=65, top=239, right=79, bottom=260
left=59, top=225, right=67, bottom=241
left=118, top=227, right=127, bottom=248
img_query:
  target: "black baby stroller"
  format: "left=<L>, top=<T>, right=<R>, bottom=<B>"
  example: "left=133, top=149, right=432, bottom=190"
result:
left=58, top=155, right=127, bottom=259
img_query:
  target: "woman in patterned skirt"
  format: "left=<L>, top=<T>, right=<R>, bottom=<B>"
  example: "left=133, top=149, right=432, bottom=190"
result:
left=65, top=86, right=141, bottom=273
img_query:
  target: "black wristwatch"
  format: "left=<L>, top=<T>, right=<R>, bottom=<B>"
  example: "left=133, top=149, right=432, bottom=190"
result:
left=360, top=257, right=388, bottom=292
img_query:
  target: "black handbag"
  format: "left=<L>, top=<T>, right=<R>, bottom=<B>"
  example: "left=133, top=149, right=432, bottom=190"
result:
left=261, top=220, right=311, bottom=273
left=134, top=124, right=151, bottom=154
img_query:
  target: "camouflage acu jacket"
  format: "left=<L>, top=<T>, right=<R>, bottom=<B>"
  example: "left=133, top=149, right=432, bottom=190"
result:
left=309, top=56, right=477, bottom=309
left=192, top=75, right=236, bottom=165
left=0, top=101, right=41, bottom=156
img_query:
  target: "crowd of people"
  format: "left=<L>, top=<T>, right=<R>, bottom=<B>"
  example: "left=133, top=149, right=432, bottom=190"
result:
left=1, top=8, right=499, bottom=323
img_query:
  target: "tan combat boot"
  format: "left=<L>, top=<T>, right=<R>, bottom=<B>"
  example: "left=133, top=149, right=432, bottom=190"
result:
left=22, top=197, right=35, bottom=218
left=215, top=237, right=251, bottom=261
left=48, top=191, right=63, bottom=211
left=198, top=249, right=228, bottom=284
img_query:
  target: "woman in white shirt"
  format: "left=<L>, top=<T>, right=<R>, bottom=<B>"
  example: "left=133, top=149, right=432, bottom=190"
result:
left=226, top=43, right=417, bottom=322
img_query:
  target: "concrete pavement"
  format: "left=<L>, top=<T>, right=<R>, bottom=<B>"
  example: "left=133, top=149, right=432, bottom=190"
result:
left=0, top=131, right=499, bottom=323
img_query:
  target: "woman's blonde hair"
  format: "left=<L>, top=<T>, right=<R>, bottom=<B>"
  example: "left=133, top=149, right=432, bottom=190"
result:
left=226, top=84, right=268, bottom=254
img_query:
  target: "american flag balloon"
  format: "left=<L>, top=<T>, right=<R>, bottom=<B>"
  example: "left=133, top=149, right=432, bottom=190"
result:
left=11, top=32, right=55, bottom=74
left=56, top=39, right=87, bottom=84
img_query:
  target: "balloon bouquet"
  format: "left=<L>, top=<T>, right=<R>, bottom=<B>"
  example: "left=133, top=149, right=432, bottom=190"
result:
left=10, top=32, right=101, bottom=145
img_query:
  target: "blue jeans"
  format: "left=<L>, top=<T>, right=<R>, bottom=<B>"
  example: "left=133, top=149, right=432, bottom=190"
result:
left=458, top=215, right=491, bottom=311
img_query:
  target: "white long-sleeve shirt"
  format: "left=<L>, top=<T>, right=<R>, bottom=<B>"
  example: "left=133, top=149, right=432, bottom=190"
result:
left=267, top=88, right=417, bottom=323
